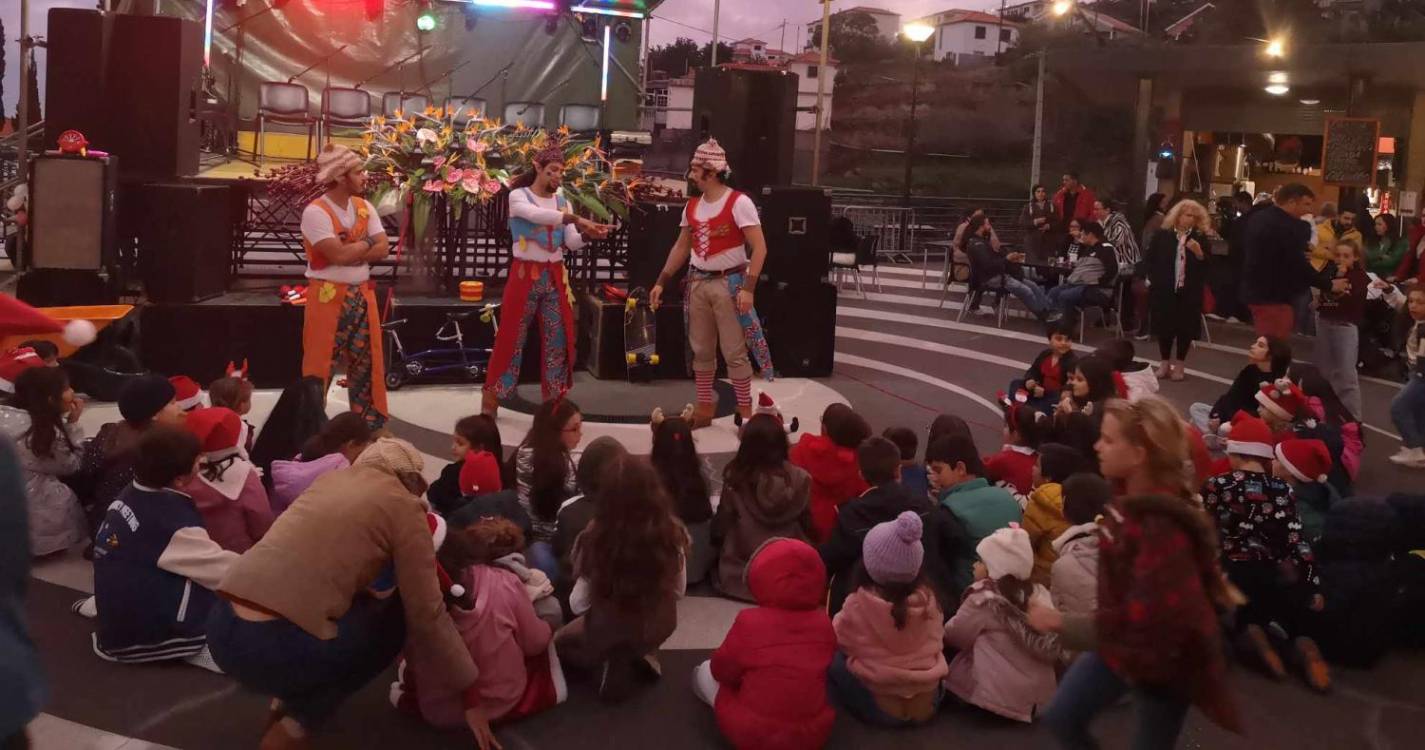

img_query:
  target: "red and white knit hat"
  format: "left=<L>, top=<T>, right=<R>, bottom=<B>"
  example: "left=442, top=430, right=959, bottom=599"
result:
left=426, top=512, right=466, bottom=598
left=1274, top=439, right=1331, bottom=484
left=170, top=376, right=205, bottom=411
left=1255, top=377, right=1307, bottom=422
left=1224, top=415, right=1276, bottom=459
left=184, top=407, right=249, bottom=461
left=0, top=348, right=45, bottom=394
left=690, top=138, right=729, bottom=174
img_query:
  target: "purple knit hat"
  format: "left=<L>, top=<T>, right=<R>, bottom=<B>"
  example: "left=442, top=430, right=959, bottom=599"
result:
left=862, top=511, right=924, bottom=585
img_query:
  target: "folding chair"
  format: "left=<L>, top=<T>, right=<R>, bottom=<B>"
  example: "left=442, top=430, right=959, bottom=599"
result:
left=255, top=82, right=315, bottom=166
left=319, top=87, right=372, bottom=144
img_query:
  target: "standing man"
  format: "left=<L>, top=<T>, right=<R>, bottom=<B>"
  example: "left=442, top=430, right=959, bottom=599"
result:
left=301, top=144, right=391, bottom=428
left=1053, top=172, right=1097, bottom=252
left=482, top=145, right=610, bottom=417
left=1242, top=183, right=1348, bottom=339
left=649, top=139, right=772, bottom=428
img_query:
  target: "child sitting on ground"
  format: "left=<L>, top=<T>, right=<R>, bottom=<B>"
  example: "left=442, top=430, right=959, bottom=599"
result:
left=650, top=408, right=716, bottom=585
left=1051, top=357, right=1118, bottom=471
left=830, top=512, right=949, bottom=726
left=713, top=414, right=813, bottom=601
left=928, top=434, right=1022, bottom=596
left=1201, top=416, right=1328, bottom=692
left=80, top=375, right=187, bottom=531
left=943, top=524, right=1060, bottom=723
left=1187, top=335, right=1292, bottom=441
left=693, top=538, right=837, bottom=750
left=1021, top=443, right=1085, bottom=584
left=1048, top=473, right=1112, bottom=618
left=1095, top=338, right=1159, bottom=402
left=428, top=414, right=504, bottom=517
left=267, top=412, right=373, bottom=514
left=169, top=376, right=205, bottom=413
left=882, top=426, right=930, bottom=499
left=790, top=403, right=872, bottom=542
left=91, top=426, right=238, bottom=669
left=553, top=437, right=627, bottom=598
left=984, top=401, right=1046, bottom=495
left=1, top=366, right=87, bottom=556
left=393, top=515, right=566, bottom=728
left=513, top=400, right=582, bottom=583
left=207, top=374, right=257, bottom=456
left=17, top=339, right=60, bottom=366
left=181, top=407, right=272, bottom=554
left=1272, top=438, right=1338, bottom=549
left=1010, top=321, right=1078, bottom=413
left=821, top=437, right=962, bottom=617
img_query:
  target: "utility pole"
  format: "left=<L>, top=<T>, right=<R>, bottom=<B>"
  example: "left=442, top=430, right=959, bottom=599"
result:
left=16, top=0, right=31, bottom=272
left=810, top=0, right=832, bottom=185
left=779, top=19, right=786, bottom=57
left=1031, top=50, right=1044, bottom=187
left=710, top=0, right=721, bottom=67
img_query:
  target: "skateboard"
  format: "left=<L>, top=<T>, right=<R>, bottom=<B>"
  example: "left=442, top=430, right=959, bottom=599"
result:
left=624, top=287, right=660, bottom=382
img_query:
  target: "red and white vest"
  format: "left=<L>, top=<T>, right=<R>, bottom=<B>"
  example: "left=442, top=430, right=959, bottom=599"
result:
left=685, top=191, right=746, bottom=262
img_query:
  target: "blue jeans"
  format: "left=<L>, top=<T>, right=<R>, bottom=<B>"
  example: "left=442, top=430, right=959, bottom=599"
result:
left=1315, top=318, right=1362, bottom=419
left=1392, top=375, right=1425, bottom=448
left=1048, top=284, right=1091, bottom=313
left=526, top=541, right=561, bottom=587
left=206, top=596, right=405, bottom=729
left=1042, top=652, right=1189, bottom=750
left=988, top=275, right=1051, bottom=317
left=827, top=651, right=942, bottom=727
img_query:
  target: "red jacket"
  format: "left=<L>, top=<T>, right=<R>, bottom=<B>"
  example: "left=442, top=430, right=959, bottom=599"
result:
left=983, top=447, right=1036, bottom=495
left=790, top=434, right=870, bottom=542
left=711, top=539, right=837, bottom=750
left=1053, top=185, right=1098, bottom=225
left=1397, top=225, right=1425, bottom=285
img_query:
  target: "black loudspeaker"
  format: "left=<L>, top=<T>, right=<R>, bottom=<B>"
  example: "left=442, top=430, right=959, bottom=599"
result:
left=16, top=270, right=119, bottom=307
left=107, top=14, right=202, bottom=179
left=759, top=281, right=837, bottom=378
left=581, top=293, right=688, bottom=380
left=626, top=201, right=688, bottom=299
left=27, top=155, right=119, bottom=272
left=692, top=67, right=797, bottom=198
left=44, top=9, right=113, bottom=151
left=757, top=186, right=831, bottom=288
left=136, top=183, right=232, bottom=303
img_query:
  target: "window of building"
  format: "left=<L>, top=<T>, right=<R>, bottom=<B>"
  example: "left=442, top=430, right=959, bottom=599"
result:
left=974, top=25, right=986, bottom=39
left=807, top=65, right=819, bottom=79
left=1000, top=28, right=1012, bottom=42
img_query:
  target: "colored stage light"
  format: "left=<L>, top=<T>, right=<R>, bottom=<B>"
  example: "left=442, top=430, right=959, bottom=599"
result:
left=601, top=23, right=610, bottom=102
left=570, top=3, right=647, bottom=19
left=417, top=11, right=438, bottom=31
left=470, top=0, right=557, bottom=9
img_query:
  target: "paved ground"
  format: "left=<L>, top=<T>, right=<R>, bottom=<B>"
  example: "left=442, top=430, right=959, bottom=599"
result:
left=24, top=265, right=1425, bottom=749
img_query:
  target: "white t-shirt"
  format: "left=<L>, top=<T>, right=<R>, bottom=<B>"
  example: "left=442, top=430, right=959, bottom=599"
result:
left=680, top=191, right=761, bottom=272
left=300, top=196, right=387, bottom=284
left=508, top=188, right=586, bottom=263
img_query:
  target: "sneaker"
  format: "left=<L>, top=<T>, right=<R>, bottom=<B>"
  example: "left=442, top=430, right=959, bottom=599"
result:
left=1295, top=637, right=1331, bottom=693
left=184, top=646, right=225, bottom=674
left=1242, top=624, right=1286, bottom=679
left=71, top=596, right=97, bottom=618
left=1389, top=447, right=1425, bottom=466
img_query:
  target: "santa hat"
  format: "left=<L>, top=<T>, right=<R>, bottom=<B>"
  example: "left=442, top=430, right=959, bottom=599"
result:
left=0, top=348, right=45, bottom=394
left=170, top=376, right=205, bottom=411
left=1275, top=439, right=1331, bottom=484
left=426, top=513, right=466, bottom=598
left=184, top=407, right=249, bottom=462
left=1224, top=415, right=1276, bottom=459
left=690, top=138, right=729, bottom=174
left=735, top=392, right=800, bottom=432
left=1256, top=377, right=1307, bottom=422
left=0, top=293, right=96, bottom=349
left=458, top=450, right=504, bottom=497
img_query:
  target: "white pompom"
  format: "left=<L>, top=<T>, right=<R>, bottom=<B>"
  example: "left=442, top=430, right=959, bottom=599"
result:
left=449, top=584, right=466, bottom=598
left=63, top=319, right=97, bottom=347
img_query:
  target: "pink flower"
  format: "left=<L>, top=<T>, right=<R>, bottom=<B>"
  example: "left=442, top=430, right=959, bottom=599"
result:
left=444, top=168, right=465, bottom=184
left=422, top=179, right=446, bottom=193
left=483, top=179, right=502, bottom=195
left=432, top=155, right=447, bottom=169
left=467, top=138, right=489, bottom=154
left=462, top=175, right=483, bottom=195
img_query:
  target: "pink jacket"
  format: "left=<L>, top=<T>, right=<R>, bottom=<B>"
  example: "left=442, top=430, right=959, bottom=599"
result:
left=181, top=462, right=273, bottom=554
left=833, top=587, right=948, bottom=699
left=943, top=580, right=1061, bottom=722
left=269, top=453, right=348, bottom=514
left=409, top=564, right=553, bottom=727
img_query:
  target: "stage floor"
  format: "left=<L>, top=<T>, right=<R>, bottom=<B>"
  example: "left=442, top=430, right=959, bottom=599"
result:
left=27, top=264, right=1425, bottom=749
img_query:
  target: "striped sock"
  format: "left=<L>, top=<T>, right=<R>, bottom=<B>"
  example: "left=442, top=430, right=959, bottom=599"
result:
left=732, top=377, right=752, bottom=408
left=695, top=371, right=715, bottom=405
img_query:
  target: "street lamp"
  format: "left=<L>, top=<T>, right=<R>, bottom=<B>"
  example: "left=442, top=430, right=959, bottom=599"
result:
left=1265, top=37, right=1286, bottom=58
left=901, top=23, right=935, bottom=204
left=1051, top=0, right=1073, bottom=16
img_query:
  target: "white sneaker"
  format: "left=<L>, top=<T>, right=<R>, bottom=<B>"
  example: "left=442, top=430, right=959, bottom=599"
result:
left=1389, top=447, right=1425, bottom=465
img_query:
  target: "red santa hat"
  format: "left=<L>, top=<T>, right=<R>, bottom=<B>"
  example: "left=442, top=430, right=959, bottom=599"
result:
left=170, top=376, right=205, bottom=411
left=1274, top=439, right=1331, bottom=484
left=426, top=512, right=466, bottom=598
left=458, top=450, right=504, bottom=497
left=0, top=348, right=45, bottom=394
left=0, top=293, right=97, bottom=349
left=1256, top=377, right=1307, bottom=422
left=184, top=407, right=249, bottom=461
left=1224, top=415, right=1276, bottom=459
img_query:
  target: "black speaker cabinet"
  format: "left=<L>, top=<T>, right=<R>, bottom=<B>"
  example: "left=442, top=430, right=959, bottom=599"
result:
left=757, top=186, right=831, bottom=288
left=759, top=281, right=837, bottom=378
left=581, top=292, right=689, bottom=380
left=27, top=155, right=119, bottom=272
left=107, top=14, right=202, bottom=179
left=44, top=9, right=113, bottom=152
left=625, top=201, right=688, bottom=300
left=16, top=270, right=119, bottom=307
left=136, top=183, right=232, bottom=303
left=692, top=67, right=797, bottom=198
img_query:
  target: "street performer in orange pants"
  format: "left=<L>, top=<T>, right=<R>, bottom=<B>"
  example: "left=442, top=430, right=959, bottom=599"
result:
left=650, top=139, right=774, bottom=429
left=300, top=144, right=391, bottom=428
left=482, top=145, right=611, bottom=417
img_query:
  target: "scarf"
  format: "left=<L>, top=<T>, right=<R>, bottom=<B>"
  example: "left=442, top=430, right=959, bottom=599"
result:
left=1174, top=230, right=1189, bottom=291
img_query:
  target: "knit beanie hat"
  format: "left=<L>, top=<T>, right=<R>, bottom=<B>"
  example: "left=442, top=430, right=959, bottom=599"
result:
left=1225, top=415, right=1276, bottom=459
left=119, top=375, right=177, bottom=423
left=1275, top=439, right=1331, bottom=484
left=315, top=143, right=363, bottom=185
left=458, top=449, right=504, bottom=496
left=976, top=523, right=1034, bottom=581
left=862, top=511, right=924, bottom=585
left=354, top=437, right=425, bottom=477
left=690, top=138, right=729, bottom=174
left=170, top=376, right=204, bottom=412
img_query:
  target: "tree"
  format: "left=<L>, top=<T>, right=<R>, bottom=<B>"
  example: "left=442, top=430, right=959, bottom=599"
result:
left=825, top=11, right=895, bottom=63
left=648, top=36, right=734, bottom=76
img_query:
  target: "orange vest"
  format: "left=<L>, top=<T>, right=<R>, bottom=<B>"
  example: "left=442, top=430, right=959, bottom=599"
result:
left=303, top=198, right=370, bottom=272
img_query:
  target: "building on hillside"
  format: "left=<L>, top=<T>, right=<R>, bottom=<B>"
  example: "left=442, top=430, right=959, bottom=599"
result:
left=807, top=5, right=902, bottom=47
left=913, top=9, right=1020, bottom=64
left=730, top=38, right=790, bottom=65
left=642, top=72, right=694, bottom=132
left=1000, top=0, right=1145, bottom=40
left=784, top=52, right=840, bottom=130
left=1164, top=3, right=1216, bottom=41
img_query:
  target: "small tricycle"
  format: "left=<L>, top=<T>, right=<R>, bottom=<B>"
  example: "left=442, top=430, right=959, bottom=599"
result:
left=382, top=304, right=500, bottom=391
